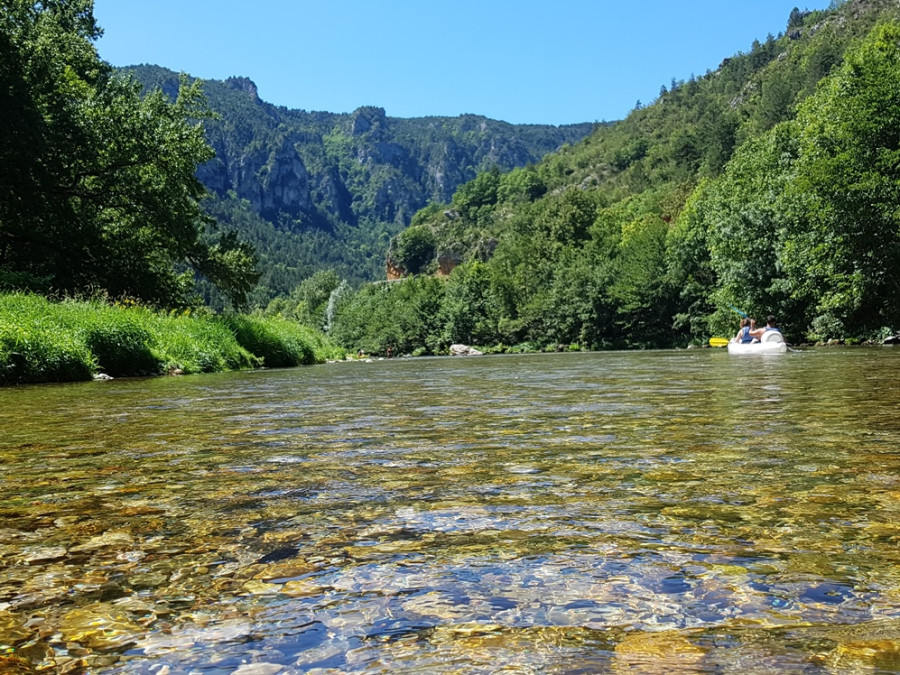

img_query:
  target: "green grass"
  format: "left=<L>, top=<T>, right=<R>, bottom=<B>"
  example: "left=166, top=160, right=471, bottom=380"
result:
left=0, top=295, right=94, bottom=384
left=0, top=293, right=346, bottom=385
left=153, top=311, right=258, bottom=375
left=219, top=315, right=315, bottom=368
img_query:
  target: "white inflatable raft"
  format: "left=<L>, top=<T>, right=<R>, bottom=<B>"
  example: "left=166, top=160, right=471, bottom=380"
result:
left=727, top=330, right=787, bottom=354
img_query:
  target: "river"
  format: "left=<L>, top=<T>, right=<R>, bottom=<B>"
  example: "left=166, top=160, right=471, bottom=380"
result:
left=1, top=348, right=900, bottom=673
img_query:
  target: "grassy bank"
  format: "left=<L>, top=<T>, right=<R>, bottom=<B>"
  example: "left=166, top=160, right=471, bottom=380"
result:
left=0, top=293, right=345, bottom=385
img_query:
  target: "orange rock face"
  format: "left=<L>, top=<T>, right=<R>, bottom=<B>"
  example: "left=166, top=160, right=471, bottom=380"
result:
left=386, top=258, right=405, bottom=280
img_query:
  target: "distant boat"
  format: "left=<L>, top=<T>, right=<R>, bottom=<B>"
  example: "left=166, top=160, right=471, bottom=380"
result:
left=727, top=330, right=787, bottom=354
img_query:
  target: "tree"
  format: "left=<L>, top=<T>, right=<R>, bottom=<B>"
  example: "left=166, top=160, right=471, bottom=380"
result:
left=694, top=122, right=803, bottom=336
left=388, top=225, right=436, bottom=276
left=271, top=269, right=342, bottom=328
left=665, top=180, right=718, bottom=341
left=451, top=167, right=501, bottom=224
left=785, top=21, right=900, bottom=334
left=0, top=0, right=259, bottom=306
left=497, top=167, right=546, bottom=204
left=442, top=261, right=500, bottom=345
left=540, top=188, right=598, bottom=248
left=787, top=7, right=806, bottom=30
left=329, top=277, right=446, bottom=355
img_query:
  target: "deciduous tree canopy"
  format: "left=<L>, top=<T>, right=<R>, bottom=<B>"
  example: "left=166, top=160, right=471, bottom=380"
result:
left=0, top=0, right=258, bottom=306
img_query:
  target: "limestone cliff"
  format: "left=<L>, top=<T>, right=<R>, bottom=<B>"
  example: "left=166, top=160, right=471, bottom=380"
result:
left=125, top=65, right=594, bottom=289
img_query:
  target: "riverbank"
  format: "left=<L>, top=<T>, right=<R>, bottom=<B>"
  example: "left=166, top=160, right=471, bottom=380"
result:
left=0, top=293, right=345, bottom=385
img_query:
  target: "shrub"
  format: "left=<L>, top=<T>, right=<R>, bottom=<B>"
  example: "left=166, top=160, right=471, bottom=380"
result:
left=67, top=303, right=160, bottom=376
left=0, top=294, right=94, bottom=384
left=220, top=315, right=315, bottom=368
left=153, top=315, right=257, bottom=374
left=0, top=292, right=343, bottom=385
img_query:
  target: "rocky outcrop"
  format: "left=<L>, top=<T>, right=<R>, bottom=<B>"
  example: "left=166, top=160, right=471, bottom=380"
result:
left=225, top=76, right=260, bottom=102
left=223, top=134, right=313, bottom=220
left=313, top=168, right=355, bottom=224
left=385, top=258, right=404, bottom=281
left=124, top=66, right=594, bottom=278
left=197, top=131, right=316, bottom=223
left=258, top=136, right=312, bottom=219
left=197, top=156, right=229, bottom=193
left=349, top=106, right=387, bottom=137
left=473, top=237, right=498, bottom=262
left=437, top=251, right=462, bottom=276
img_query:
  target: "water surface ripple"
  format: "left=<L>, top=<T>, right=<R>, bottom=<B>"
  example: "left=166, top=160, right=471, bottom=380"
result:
left=2, top=349, right=900, bottom=673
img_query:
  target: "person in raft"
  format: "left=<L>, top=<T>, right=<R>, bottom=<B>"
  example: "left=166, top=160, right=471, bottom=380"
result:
left=741, top=317, right=762, bottom=342
left=735, top=318, right=754, bottom=343
left=749, top=315, right=779, bottom=340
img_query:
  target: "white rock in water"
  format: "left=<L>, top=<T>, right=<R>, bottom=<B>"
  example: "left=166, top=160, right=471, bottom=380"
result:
left=231, top=664, right=284, bottom=675
left=70, top=531, right=134, bottom=553
left=450, top=344, right=483, bottom=356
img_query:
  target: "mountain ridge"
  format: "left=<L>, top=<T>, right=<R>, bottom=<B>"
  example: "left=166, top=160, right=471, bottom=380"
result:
left=122, top=64, right=595, bottom=305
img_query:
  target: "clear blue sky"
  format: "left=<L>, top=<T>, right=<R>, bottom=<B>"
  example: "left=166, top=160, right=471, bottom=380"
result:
left=92, top=1, right=831, bottom=126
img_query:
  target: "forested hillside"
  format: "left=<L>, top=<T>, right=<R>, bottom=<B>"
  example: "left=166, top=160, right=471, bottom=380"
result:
left=125, top=65, right=594, bottom=306
left=328, top=0, right=900, bottom=354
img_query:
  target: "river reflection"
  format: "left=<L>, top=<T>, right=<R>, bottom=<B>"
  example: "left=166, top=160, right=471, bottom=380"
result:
left=2, top=349, right=900, bottom=673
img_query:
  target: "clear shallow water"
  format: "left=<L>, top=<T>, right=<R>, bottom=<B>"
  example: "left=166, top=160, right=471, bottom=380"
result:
left=2, top=349, right=900, bottom=673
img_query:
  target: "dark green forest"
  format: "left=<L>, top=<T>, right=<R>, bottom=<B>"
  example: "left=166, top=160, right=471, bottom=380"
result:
left=326, top=0, right=900, bottom=354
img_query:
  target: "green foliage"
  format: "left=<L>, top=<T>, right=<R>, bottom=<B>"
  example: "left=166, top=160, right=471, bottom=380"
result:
left=540, top=188, right=598, bottom=248
left=0, top=2, right=258, bottom=307
left=497, top=167, right=547, bottom=204
left=451, top=168, right=501, bottom=223
left=0, top=292, right=344, bottom=384
left=442, top=262, right=502, bottom=345
left=330, top=277, right=447, bottom=356
left=785, top=21, right=900, bottom=333
left=76, top=306, right=158, bottom=376
left=691, top=19, right=900, bottom=339
left=263, top=269, right=342, bottom=329
left=665, top=181, right=718, bottom=340
left=219, top=314, right=316, bottom=368
left=123, top=65, right=594, bottom=305
left=0, top=294, right=94, bottom=385
left=194, top=230, right=260, bottom=310
left=388, top=226, right=437, bottom=275
left=335, top=2, right=900, bottom=351
left=701, top=123, right=800, bottom=329
left=151, top=315, right=255, bottom=375
left=609, top=213, right=673, bottom=345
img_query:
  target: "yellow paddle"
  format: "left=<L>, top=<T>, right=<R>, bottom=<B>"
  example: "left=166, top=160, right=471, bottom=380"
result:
left=709, top=337, right=729, bottom=347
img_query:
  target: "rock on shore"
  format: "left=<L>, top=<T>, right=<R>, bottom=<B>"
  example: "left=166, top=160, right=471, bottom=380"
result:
left=450, top=344, right=483, bottom=356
